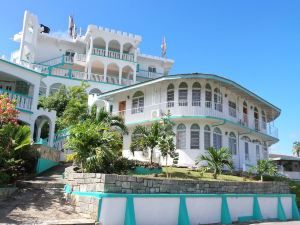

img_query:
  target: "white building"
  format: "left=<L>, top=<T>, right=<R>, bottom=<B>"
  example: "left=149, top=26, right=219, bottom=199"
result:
left=1, top=10, right=280, bottom=169
left=91, top=73, right=280, bottom=170
left=1, top=10, right=173, bottom=148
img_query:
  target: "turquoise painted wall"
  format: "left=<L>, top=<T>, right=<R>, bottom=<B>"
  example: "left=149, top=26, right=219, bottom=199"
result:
left=36, top=158, right=59, bottom=174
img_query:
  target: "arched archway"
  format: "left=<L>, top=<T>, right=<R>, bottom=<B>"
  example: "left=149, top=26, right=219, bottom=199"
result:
left=106, top=63, right=119, bottom=84
left=92, top=37, right=106, bottom=56
left=49, top=83, right=63, bottom=95
left=121, top=65, right=134, bottom=85
left=39, top=81, right=47, bottom=96
left=122, top=42, right=135, bottom=61
left=108, top=40, right=121, bottom=59
left=90, top=60, right=105, bottom=82
left=89, top=88, right=101, bottom=95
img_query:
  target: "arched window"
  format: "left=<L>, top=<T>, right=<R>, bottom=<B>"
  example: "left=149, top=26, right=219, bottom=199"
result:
left=167, top=84, right=175, bottom=108
left=204, top=125, right=211, bottom=150
left=213, top=127, right=222, bottom=149
left=192, top=82, right=201, bottom=106
left=228, top=132, right=237, bottom=155
left=178, top=82, right=188, bottom=106
left=254, top=107, right=259, bottom=130
left=190, top=124, right=200, bottom=149
left=132, top=91, right=144, bottom=114
left=49, top=83, right=63, bottom=95
left=39, top=81, right=47, bottom=96
left=243, top=101, right=248, bottom=126
left=205, top=84, right=212, bottom=108
left=176, top=124, right=186, bottom=149
left=214, top=88, right=223, bottom=112
left=262, top=111, right=267, bottom=129
left=242, top=136, right=251, bottom=161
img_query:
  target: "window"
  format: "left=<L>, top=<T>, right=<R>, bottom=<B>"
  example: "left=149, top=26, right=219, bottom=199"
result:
left=243, top=101, right=248, bottom=126
left=245, top=142, right=249, bottom=161
left=205, top=84, right=212, bottom=108
left=190, top=124, right=200, bottom=149
left=262, top=111, right=267, bottom=129
left=256, top=145, right=260, bottom=161
left=167, top=84, right=174, bottom=108
left=132, top=91, right=144, bottom=114
left=228, top=101, right=237, bottom=118
left=148, top=66, right=156, bottom=73
left=214, top=88, right=223, bottom=112
left=176, top=124, right=186, bottom=149
left=213, top=127, right=222, bottom=149
left=39, top=82, right=47, bottom=96
left=254, top=107, right=259, bottom=130
left=263, top=143, right=268, bottom=159
left=65, top=50, right=75, bottom=62
left=178, top=82, right=188, bottom=106
left=228, top=132, right=237, bottom=155
left=204, top=125, right=211, bottom=150
left=192, top=82, right=201, bottom=106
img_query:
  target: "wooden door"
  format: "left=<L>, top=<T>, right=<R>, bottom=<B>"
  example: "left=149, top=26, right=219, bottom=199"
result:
left=119, top=101, right=126, bottom=117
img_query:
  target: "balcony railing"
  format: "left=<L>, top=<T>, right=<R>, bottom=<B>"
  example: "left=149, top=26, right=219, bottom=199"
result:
left=92, top=48, right=106, bottom=57
left=111, top=100, right=278, bottom=138
left=137, top=70, right=164, bottom=79
left=0, top=88, right=33, bottom=111
left=92, top=48, right=135, bottom=62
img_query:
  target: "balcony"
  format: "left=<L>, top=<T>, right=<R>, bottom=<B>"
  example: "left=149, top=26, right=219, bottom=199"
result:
left=0, top=88, right=33, bottom=111
left=111, top=100, right=278, bottom=138
left=92, top=48, right=135, bottom=62
left=137, top=70, right=164, bottom=79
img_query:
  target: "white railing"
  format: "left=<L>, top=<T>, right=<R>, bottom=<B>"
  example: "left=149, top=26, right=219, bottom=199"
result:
left=19, top=61, right=49, bottom=73
left=106, top=75, right=119, bottom=84
left=107, top=50, right=121, bottom=60
left=74, top=53, right=86, bottom=62
left=92, top=48, right=106, bottom=57
left=137, top=70, right=164, bottom=79
left=39, top=56, right=63, bottom=66
left=71, top=70, right=87, bottom=80
left=228, top=106, right=237, bottom=118
left=121, top=78, right=134, bottom=86
left=243, top=113, right=248, bottom=126
left=0, top=88, right=33, bottom=111
left=51, top=67, right=70, bottom=77
left=122, top=52, right=134, bottom=62
left=90, top=73, right=106, bottom=82
left=64, top=55, right=74, bottom=64
left=111, top=100, right=278, bottom=138
left=53, top=128, right=69, bottom=151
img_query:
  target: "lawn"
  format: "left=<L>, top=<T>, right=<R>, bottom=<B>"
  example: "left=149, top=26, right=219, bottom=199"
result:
left=132, top=167, right=256, bottom=182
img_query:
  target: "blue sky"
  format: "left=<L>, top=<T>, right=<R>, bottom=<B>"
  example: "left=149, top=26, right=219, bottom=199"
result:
left=1, top=1, right=299, bottom=155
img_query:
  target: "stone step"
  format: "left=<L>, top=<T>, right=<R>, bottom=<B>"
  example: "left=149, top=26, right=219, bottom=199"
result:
left=16, top=180, right=65, bottom=189
left=41, top=219, right=96, bottom=225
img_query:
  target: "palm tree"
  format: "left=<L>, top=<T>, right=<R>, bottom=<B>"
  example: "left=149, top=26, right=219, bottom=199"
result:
left=93, top=108, right=128, bottom=135
left=196, top=147, right=233, bottom=179
left=130, top=122, right=161, bottom=164
left=293, top=141, right=300, bottom=157
left=251, top=159, right=277, bottom=182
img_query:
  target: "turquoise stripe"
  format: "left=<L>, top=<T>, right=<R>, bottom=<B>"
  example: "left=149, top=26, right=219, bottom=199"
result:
left=253, top=196, right=263, bottom=221
left=178, top=196, right=190, bottom=225
left=221, top=195, right=232, bottom=224
left=277, top=197, right=287, bottom=221
left=124, top=196, right=136, bottom=225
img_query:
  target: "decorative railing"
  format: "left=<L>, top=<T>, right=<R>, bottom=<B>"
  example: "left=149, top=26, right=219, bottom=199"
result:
left=74, top=53, right=86, bottom=62
left=71, top=70, right=87, bottom=80
left=137, top=70, right=164, bottom=79
left=107, top=50, right=121, bottom=60
left=106, top=74, right=119, bottom=84
left=92, top=48, right=106, bottom=57
left=39, top=56, right=63, bottom=67
left=0, top=88, right=33, bottom=111
left=36, top=138, right=49, bottom=146
left=122, top=52, right=134, bottom=62
left=90, top=73, right=106, bottom=82
left=112, top=100, right=278, bottom=138
left=92, top=48, right=135, bottom=62
left=51, top=67, right=70, bottom=77
left=53, top=128, right=69, bottom=151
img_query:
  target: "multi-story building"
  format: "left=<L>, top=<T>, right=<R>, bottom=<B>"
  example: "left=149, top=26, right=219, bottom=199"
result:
left=91, top=73, right=280, bottom=169
left=1, top=10, right=280, bottom=169
left=1, top=10, right=173, bottom=150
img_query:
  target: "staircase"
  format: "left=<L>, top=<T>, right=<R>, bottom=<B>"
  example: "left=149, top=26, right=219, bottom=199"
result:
left=0, top=165, right=95, bottom=225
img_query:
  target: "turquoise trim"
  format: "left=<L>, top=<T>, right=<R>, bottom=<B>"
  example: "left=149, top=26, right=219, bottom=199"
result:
left=253, top=196, right=263, bottom=221
left=124, top=196, right=136, bottom=225
left=0, top=88, right=33, bottom=98
left=36, top=158, right=59, bottom=174
left=98, top=73, right=281, bottom=113
left=133, top=167, right=162, bottom=175
left=221, top=195, right=232, bottom=224
left=277, top=197, right=287, bottom=221
left=292, top=195, right=300, bottom=220
left=0, top=59, right=46, bottom=76
left=17, top=108, right=33, bottom=114
left=97, top=198, right=102, bottom=222
left=178, top=196, right=190, bottom=225
left=126, top=115, right=279, bottom=141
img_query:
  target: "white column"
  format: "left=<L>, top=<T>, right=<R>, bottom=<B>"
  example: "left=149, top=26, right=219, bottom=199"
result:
left=87, top=62, right=92, bottom=80
left=133, top=67, right=137, bottom=84
left=120, top=44, right=123, bottom=60
left=31, top=82, right=40, bottom=111
left=48, top=120, right=55, bottom=147
left=105, top=42, right=109, bottom=56
left=119, top=66, right=122, bottom=85
left=104, top=63, right=107, bottom=82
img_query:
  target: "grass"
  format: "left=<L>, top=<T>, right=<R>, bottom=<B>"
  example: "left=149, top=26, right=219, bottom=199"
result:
left=132, top=167, right=255, bottom=182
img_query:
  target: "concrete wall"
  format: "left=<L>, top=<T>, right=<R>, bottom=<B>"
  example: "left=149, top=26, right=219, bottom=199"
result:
left=65, top=172, right=290, bottom=194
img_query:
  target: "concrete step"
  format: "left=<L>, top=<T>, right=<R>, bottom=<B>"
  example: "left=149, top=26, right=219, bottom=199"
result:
left=41, top=219, right=95, bottom=225
left=16, top=180, right=65, bottom=189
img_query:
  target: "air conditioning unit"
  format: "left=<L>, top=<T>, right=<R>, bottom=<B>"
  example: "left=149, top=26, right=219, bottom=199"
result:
left=151, top=109, right=161, bottom=119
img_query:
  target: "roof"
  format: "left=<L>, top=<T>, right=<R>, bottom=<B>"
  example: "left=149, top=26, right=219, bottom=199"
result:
left=269, top=154, right=300, bottom=161
left=98, top=73, right=281, bottom=120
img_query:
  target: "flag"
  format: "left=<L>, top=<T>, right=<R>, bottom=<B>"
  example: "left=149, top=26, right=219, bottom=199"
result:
left=161, top=36, right=167, bottom=57
left=68, top=16, right=74, bottom=37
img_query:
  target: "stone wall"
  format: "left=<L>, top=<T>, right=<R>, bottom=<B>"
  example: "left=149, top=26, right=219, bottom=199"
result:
left=65, top=172, right=290, bottom=194
left=69, top=195, right=99, bottom=221
left=33, top=144, right=60, bottom=162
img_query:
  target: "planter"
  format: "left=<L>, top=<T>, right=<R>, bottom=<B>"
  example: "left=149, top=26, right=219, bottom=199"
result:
left=133, top=166, right=162, bottom=175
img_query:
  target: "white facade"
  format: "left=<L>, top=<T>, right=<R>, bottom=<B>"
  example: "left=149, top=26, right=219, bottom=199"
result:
left=91, top=74, right=280, bottom=170
left=1, top=10, right=174, bottom=149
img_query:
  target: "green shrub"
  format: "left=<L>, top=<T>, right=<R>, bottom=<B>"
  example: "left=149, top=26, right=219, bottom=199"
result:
left=0, top=172, right=10, bottom=185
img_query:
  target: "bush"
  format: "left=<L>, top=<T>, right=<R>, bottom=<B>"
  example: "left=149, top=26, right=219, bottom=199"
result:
left=130, top=160, right=161, bottom=169
left=0, top=172, right=10, bottom=185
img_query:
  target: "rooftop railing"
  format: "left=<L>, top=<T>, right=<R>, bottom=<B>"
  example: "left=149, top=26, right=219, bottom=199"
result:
left=0, top=88, right=33, bottom=111
left=137, top=70, right=164, bottom=79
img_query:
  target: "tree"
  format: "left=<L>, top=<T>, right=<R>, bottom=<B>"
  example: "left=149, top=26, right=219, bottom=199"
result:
left=293, top=141, right=300, bottom=157
left=0, top=95, right=19, bottom=128
left=158, top=114, right=178, bottom=167
left=251, top=159, right=277, bottom=182
left=196, top=147, right=233, bottom=179
left=130, top=122, right=161, bottom=164
left=65, top=119, right=123, bottom=173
